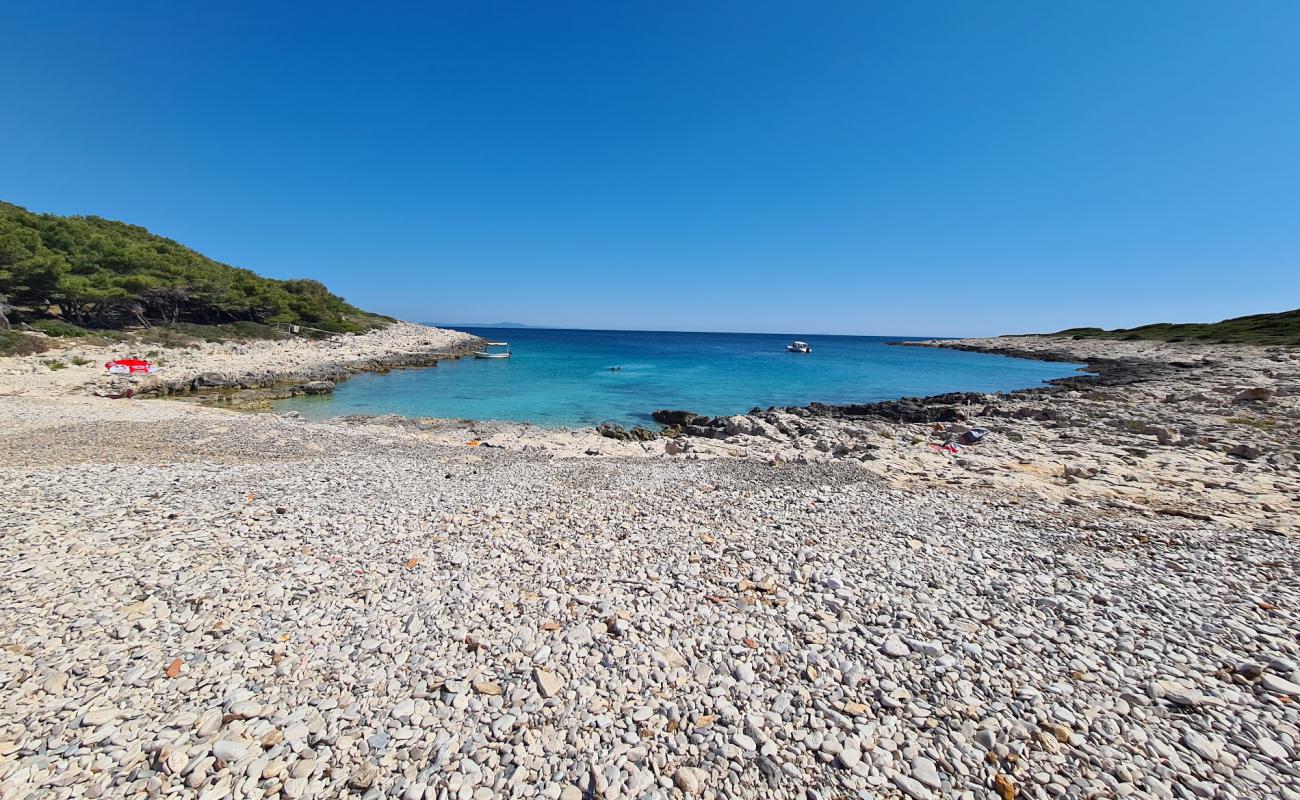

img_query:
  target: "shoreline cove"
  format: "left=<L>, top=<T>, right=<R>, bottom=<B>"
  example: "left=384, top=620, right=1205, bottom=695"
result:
left=0, top=321, right=1294, bottom=531
left=2, top=320, right=1298, bottom=800
left=270, top=328, right=1090, bottom=429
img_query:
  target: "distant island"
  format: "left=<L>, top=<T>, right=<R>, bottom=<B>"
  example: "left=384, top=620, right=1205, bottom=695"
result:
left=1048, top=308, right=1299, bottom=346
left=431, top=321, right=545, bottom=329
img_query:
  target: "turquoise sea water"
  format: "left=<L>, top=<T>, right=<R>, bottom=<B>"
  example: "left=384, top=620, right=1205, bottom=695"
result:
left=276, top=327, right=1085, bottom=428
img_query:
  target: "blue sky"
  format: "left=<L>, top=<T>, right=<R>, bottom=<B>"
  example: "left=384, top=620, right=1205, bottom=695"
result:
left=2, top=2, right=1297, bottom=336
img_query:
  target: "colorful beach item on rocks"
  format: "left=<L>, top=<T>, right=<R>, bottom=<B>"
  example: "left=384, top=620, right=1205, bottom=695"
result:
left=104, top=358, right=157, bottom=375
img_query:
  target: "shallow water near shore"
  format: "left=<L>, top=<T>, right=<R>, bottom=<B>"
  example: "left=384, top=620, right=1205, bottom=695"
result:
left=276, top=327, right=1086, bottom=427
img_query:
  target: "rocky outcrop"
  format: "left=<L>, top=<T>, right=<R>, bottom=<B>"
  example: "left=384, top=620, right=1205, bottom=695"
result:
left=299, top=380, right=336, bottom=395
left=650, top=410, right=727, bottom=438
left=1234, top=386, right=1277, bottom=403
left=652, top=409, right=708, bottom=426
left=146, top=347, right=480, bottom=397
left=1229, top=443, right=1263, bottom=460
left=132, top=333, right=484, bottom=402
left=640, top=335, right=1298, bottom=534
left=801, top=393, right=992, bottom=423
left=597, top=423, right=658, bottom=442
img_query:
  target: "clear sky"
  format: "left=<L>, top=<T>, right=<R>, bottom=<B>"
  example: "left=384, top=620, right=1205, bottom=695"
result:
left=2, top=2, right=1297, bottom=336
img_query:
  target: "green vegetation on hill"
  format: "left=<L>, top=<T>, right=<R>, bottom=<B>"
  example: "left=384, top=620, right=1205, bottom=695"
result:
left=1051, top=309, right=1300, bottom=346
left=0, top=201, right=391, bottom=334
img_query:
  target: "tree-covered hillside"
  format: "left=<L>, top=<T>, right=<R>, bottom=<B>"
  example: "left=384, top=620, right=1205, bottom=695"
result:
left=0, top=202, right=390, bottom=332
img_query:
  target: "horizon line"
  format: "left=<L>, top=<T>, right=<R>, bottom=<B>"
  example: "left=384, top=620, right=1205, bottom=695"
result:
left=426, top=322, right=966, bottom=339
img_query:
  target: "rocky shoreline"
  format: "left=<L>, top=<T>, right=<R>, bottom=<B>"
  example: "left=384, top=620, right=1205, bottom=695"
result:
left=635, top=336, right=1298, bottom=535
left=170, top=343, right=489, bottom=412
left=2, top=327, right=1299, bottom=800
left=0, top=321, right=484, bottom=410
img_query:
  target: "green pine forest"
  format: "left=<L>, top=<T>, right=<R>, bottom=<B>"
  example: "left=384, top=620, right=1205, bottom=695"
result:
left=0, top=201, right=390, bottom=335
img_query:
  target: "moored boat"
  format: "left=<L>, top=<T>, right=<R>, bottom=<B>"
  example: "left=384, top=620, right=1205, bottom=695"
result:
left=786, top=340, right=812, bottom=353
left=474, top=341, right=511, bottom=359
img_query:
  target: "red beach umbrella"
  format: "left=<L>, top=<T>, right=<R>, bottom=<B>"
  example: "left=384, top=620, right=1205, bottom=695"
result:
left=105, top=358, right=158, bottom=375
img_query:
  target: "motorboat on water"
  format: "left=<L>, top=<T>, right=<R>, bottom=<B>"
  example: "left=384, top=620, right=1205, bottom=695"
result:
left=474, top=341, right=511, bottom=359
left=786, top=340, right=812, bottom=353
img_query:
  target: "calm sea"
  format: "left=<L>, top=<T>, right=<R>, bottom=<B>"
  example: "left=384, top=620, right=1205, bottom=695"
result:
left=275, top=327, right=1085, bottom=427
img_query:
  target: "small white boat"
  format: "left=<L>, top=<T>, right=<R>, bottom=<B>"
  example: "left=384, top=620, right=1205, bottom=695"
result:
left=474, top=341, right=511, bottom=359
left=787, top=340, right=812, bottom=353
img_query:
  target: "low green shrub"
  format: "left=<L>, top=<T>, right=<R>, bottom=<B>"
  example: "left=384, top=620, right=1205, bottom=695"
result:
left=134, top=322, right=292, bottom=348
left=1228, top=417, right=1276, bottom=429
left=133, top=328, right=201, bottom=349
left=28, top=319, right=96, bottom=338
left=0, top=331, right=53, bottom=356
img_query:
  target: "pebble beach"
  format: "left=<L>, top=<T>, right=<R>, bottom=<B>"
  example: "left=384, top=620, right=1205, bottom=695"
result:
left=1, top=323, right=1298, bottom=800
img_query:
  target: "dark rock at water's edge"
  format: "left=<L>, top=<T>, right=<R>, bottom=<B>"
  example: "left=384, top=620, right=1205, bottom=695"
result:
left=179, top=378, right=344, bottom=412
left=652, top=409, right=707, bottom=426
left=896, top=340, right=1169, bottom=390
left=792, top=339, right=1193, bottom=424
left=649, top=410, right=726, bottom=439
left=596, top=423, right=629, bottom=440
left=597, top=423, right=658, bottom=441
left=647, top=393, right=1017, bottom=437
left=300, top=380, right=335, bottom=395
left=803, top=392, right=991, bottom=423
left=649, top=338, right=1192, bottom=439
